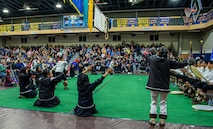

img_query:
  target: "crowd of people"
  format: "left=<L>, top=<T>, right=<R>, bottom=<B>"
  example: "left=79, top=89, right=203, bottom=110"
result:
left=171, top=58, right=213, bottom=104
left=0, top=41, right=212, bottom=127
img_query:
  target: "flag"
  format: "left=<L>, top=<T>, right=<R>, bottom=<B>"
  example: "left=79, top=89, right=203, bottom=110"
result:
left=88, top=0, right=94, bottom=31
left=210, top=49, right=213, bottom=61
left=68, top=0, right=83, bottom=15
left=83, top=0, right=88, bottom=27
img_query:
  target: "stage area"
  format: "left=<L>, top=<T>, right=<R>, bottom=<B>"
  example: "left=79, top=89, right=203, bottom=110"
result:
left=0, top=74, right=212, bottom=127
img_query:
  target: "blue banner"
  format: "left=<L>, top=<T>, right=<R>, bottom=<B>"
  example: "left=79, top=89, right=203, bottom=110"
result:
left=211, top=49, right=213, bottom=61
left=83, top=0, right=88, bottom=27
left=72, top=0, right=83, bottom=14
left=127, top=18, right=138, bottom=27
left=63, top=15, right=85, bottom=28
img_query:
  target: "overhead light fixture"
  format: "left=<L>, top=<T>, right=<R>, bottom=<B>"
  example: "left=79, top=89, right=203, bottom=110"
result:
left=96, top=2, right=108, bottom=5
left=56, top=3, right=62, bottom=8
left=3, top=8, right=9, bottom=13
left=26, top=7, right=31, bottom=10
left=95, top=0, right=108, bottom=5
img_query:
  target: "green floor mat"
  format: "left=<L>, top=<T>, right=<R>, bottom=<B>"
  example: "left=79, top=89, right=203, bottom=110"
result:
left=0, top=74, right=212, bottom=127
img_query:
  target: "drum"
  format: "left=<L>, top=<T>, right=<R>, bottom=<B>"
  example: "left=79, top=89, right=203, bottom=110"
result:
left=170, top=91, right=184, bottom=95
left=192, top=105, right=213, bottom=111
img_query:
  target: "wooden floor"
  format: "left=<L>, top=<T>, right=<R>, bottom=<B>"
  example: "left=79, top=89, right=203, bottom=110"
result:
left=0, top=108, right=212, bottom=129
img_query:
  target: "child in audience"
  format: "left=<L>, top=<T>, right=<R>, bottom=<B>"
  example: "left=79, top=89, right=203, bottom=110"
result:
left=74, top=65, right=112, bottom=117
left=4, top=69, right=16, bottom=87
left=34, top=69, right=67, bottom=107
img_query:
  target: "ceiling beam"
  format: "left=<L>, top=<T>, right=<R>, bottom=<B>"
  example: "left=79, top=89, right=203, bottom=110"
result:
left=160, top=0, right=165, bottom=7
left=109, top=0, right=113, bottom=5
left=117, top=0, right=121, bottom=7
left=3, top=1, right=23, bottom=16
left=125, top=0, right=128, bottom=9
left=152, top=0, right=156, bottom=8
left=41, top=0, right=54, bottom=10
left=208, top=1, right=213, bottom=7
left=182, top=0, right=187, bottom=7
left=146, top=0, right=149, bottom=8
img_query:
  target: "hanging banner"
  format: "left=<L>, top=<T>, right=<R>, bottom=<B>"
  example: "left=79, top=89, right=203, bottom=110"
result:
left=127, top=18, right=138, bottom=27
left=149, top=17, right=158, bottom=26
left=14, top=25, right=22, bottom=32
left=94, top=4, right=107, bottom=33
left=138, top=18, right=149, bottom=26
left=0, top=25, right=6, bottom=32
left=83, top=0, right=88, bottom=27
left=159, top=17, right=170, bottom=26
left=63, top=15, right=85, bottom=28
left=117, top=18, right=127, bottom=27
left=88, top=0, right=94, bottom=31
left=30, top=24, right=39, bottom=30
left=68, top=0, right=83, bottom=15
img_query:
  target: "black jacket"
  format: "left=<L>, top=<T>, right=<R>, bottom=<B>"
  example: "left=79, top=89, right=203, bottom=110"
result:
left=38, top=73, right=66, bottom=99
left=146, top=56, right=188, bottom=92
left=77, top=76, right=105, bottom=107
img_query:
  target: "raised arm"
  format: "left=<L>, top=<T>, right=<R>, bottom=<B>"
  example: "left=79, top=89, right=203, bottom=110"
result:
left=89, top=68, right=113, bottom=91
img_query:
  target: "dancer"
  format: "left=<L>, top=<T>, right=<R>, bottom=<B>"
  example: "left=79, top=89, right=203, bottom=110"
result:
left=146, top=46, right=189, bottom=127
left=74, top=65, right=112, bottom=117
left=34, top=69, right=67, bottom=107
left=18, top=67, right=37, bottom=98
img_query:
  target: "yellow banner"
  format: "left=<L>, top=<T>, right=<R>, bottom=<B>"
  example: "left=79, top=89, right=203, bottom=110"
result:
left=6, top=25, right=12, bottom=32
left=0, top=25, right=6, bottom=32
left=14, top=25, right=22, bottom=31
left=88, top=0, right=94, bottom=31
left=117, top=18, right=127, bottom=27
left=30, top=24, right=39, bottom=30
left=138, top=18, right=149, bottom=26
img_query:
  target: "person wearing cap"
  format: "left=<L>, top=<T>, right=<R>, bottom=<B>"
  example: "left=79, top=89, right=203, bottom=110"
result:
left=146, top=46, right=189, bottom=127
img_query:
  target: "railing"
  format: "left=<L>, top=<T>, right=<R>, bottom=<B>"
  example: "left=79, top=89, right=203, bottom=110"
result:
left=0, top=10, right=212, bottom=35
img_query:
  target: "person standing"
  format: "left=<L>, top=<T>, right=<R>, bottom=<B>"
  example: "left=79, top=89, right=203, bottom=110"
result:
left=146, top=46, right=188, bottom=127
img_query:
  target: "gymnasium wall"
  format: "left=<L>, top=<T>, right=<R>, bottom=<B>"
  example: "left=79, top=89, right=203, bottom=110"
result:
left=106, top=10, right=182, bottom=18
left=201, top=28, right=213, bottom=53
left=4, top=32, right=202, bottom=53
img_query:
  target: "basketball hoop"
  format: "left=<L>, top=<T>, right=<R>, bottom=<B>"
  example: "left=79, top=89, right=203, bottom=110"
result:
left=191, top=9, right=197, bottom=14
left=184, top=8, right=192, bottom=18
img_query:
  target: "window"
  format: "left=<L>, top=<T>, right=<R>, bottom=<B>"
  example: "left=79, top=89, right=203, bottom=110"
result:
left=79, top=36, right=87, bottom=42
left=21, top=38, right=27, bottom=43
left=48, top=37, right=55, bottom=42
left=150, top=35, right=159, bottom=41
left=113, top=35, right=121, bottom=41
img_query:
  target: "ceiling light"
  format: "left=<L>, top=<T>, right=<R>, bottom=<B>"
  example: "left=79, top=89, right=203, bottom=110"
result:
left=3, top=9, right=9, bottom=13
left=26, top=7, right=31, bottom=10
left=56, top=3, right=62, bottom=8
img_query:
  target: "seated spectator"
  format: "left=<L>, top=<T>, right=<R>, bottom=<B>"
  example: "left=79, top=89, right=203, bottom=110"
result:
left=4, top=69, right=16, bottom=87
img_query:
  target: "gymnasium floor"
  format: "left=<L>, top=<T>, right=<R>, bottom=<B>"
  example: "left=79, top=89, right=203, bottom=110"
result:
left=0, top=74, right=212, bottom=129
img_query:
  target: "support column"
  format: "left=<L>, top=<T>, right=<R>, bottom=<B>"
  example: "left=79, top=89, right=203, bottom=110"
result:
left=178, top=31, right=183, bottom=55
